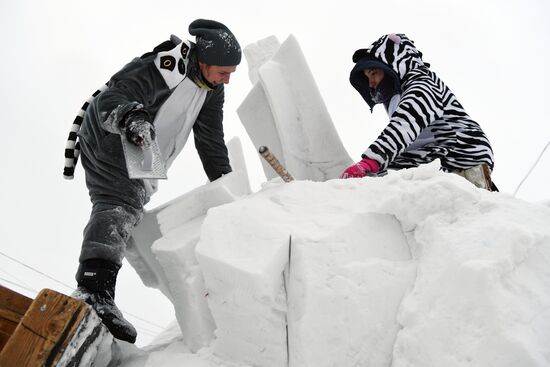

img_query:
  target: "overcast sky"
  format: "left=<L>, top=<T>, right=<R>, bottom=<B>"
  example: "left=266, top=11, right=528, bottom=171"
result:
left=1, top=0, right=549, bottom=346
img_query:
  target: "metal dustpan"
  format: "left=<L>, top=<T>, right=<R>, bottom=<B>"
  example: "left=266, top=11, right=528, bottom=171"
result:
left=120, top=133, right=167, bottom=179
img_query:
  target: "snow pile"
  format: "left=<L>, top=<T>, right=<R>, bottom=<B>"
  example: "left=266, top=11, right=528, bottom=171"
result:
left=121, top=165, right=550, bottom=367
left=195, top=176, right=413, bottom=366
left=118, top=34, right=550, bottom=366
left=196, top=164, right=550, bottom=366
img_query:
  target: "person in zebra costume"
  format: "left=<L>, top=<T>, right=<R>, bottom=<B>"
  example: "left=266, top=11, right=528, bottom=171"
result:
left=340, top=33, right=497, bottom=191
left=64, top=19, right=241, bottom=343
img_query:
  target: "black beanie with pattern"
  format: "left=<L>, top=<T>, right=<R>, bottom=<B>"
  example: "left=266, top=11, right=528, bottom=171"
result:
left=188, top=19, right=241, bottom=66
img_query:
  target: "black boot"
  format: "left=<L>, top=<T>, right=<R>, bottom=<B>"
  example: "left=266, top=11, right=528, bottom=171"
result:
left=73, top=259, right=137, bottom=344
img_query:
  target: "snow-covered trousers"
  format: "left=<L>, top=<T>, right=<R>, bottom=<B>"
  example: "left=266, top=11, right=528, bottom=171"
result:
left=78, top=134, right=149, bottom=266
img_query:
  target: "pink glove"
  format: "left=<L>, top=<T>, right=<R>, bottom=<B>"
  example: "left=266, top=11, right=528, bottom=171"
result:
left=339, top=158, right=380, bottom=179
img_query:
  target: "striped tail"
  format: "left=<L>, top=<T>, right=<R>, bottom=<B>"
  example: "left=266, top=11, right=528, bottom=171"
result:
left=63, top=83, right=108, bottom=179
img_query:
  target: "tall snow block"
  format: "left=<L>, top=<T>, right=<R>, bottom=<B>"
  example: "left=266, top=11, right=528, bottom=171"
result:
left=126, top=138, right=252, bottom=351
left=238, top=35, right=352, bottom=182
left=195, top=194, right=291, bottom=366
left=287, top=214, right=415, bottom=367
left=195, top=180, right=415, bottom=366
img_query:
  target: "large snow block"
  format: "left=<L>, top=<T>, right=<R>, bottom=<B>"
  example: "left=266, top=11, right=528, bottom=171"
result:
left=242, top=35, right=281, bottom=86
left=196, top=194, right=291, bottom=366
left=121, top=164, right=550, bottom=367
left=195, top=180, right=416, bottom=367
left=238, top=35, right=352, bottom=182
left=126, top=137, right=252, bottom=351
left=127, top=138, right=250, bottom=291
left=287, top=213, right=416, bottom=367
left=127, top=138, right=250, bottom=292
left=152, top=218, right=215, bottom=351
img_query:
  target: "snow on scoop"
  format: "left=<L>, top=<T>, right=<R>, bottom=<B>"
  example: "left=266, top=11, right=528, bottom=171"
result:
left=120, top=133, right=167, bottom=179
left=259, top=145, right=294, bottom=182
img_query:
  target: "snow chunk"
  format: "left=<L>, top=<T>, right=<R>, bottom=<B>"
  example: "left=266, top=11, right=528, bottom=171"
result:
left=238, top=35, right=352, bottom=182
left=127, top=138, right=252, bottom=351
left=195, top=164, right=550, bottom=366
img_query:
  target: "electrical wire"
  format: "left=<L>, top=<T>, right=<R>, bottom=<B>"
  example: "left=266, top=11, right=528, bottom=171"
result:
left=0, top=250, right=166, bottom=332
left=0, top=279, right=161, bottom=338
left=123, top=321, right=161, bottom=338
left=0, top=277, right=38, bottom=294
left=118, top=309, right=165, bottom=330
left=0, top=250, right=74, bottom=291
left=513, top=140, right=550, bottom=197
left=0, top=267, right=36, bottom=291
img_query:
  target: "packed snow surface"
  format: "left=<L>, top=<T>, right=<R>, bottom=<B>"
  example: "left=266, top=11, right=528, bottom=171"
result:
left=120, top=164, right=550, bottom=367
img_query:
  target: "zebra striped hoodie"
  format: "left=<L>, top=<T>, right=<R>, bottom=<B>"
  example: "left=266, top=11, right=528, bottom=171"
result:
left=350, top=34, right=494, bottom=173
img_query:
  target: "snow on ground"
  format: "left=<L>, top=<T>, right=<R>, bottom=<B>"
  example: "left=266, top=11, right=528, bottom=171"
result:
left=118, top=164, right=550, bottom=367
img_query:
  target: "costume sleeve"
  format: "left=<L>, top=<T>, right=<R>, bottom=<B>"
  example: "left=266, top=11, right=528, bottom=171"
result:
left=95, top=57, right=168, bottom=133
left=192, top=85, right=232, bottom=181
left=363, top=74, right=444, bottom=171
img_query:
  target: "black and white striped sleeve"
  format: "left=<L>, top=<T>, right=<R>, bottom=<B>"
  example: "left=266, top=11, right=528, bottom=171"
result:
left=363, top=76, right=444, bottom=171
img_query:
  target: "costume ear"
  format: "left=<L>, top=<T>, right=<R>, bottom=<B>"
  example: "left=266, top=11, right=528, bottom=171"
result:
left=388, top=34, right=402, bottom=44
left=352, top=49, right=370, bottom=63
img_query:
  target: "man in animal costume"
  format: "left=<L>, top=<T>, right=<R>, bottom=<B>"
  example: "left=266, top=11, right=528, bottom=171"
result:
left=63, top=19, right=241, bottom=343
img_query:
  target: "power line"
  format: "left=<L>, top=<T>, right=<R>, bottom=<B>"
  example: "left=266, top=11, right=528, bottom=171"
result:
left=0, top=277, right=38, bottom=294
left=1, top=275, right=160, bottom=338
left=119, top=309, right=165, bottom=330
left=514, top=140, right=550, bottom=197
left=0, top=250, right=166, bottom=331
left=123, top=321, right=162, bottom=338
left=0, top=267, right=36, bottom=291
left=0, top=250, right=74, bottom=291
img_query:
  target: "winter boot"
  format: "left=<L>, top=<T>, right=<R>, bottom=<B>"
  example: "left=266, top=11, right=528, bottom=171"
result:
left=73, top=259, right=137, bottom=344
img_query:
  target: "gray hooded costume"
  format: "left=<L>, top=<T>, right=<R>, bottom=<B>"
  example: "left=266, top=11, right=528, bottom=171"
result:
left=64, top=19, right=241, bottom=344
left=76, top=36, right=234, bottom=266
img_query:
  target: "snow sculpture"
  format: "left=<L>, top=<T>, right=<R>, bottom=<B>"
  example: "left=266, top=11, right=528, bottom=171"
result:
left=238, top=35, right=353, bottom=182
left=194, top=164, right=550, bottom=367
left=195, top=179, right=415, bottom=366
left=121, top=162, right=550, bottom=366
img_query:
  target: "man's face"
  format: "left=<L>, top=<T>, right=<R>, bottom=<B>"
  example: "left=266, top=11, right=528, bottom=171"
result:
left=363, top=68, right=385, bottom=89
left=199, top=62, right=237, bottom=86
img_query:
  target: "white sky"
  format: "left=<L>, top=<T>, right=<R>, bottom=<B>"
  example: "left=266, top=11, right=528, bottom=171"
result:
left=1, top=0, right=549, bottom=346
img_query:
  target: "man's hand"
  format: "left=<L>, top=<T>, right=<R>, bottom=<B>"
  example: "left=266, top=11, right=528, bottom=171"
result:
left=340, top=158, right=380, bottom=179
left=120, top=106, right=155, bottom=148
left=124, top=119, right=155, bottom=147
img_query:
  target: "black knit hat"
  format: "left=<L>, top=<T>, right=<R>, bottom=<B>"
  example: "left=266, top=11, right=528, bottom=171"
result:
left=188, top=19, right=241, bottom=66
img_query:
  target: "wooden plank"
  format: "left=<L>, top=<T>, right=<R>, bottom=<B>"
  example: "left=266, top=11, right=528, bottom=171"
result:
left=0, top=285, right=33, bottom=352
left=0, top=285, right=33, bottom=316
left=0, top=312, right=21, bottom=351
left=0, top=288, right=91, bottom=367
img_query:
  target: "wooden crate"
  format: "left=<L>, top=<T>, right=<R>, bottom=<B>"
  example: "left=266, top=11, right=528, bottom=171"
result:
left=0, top=285, right=33, bottom=353
left=0, top=287, right=112, bottom=367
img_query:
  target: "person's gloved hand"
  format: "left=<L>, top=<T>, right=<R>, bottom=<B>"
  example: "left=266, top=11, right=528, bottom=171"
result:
left=339, top=158, right=380, bottom=179
left=122, top=109, right=155, bottom=148
left=125, top=119, right=155, bottom=147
